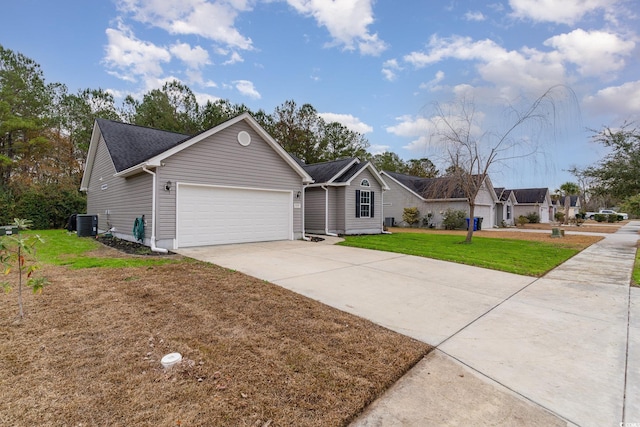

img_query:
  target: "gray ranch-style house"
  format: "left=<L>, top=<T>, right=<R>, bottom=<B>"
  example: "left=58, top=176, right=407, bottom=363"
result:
left=381, top=171, right=499, bottom=229
left=507, top=188, right=553, bottom=223
left=80, top=113, right=314, bottom=250
left=494, top=187, right=518, bottom=227
left=301, top=158, right=389, bottom=235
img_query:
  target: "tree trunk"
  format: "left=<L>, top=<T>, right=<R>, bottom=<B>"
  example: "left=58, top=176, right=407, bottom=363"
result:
left=465, top=202, right=476, bottom=243
left=18, top=245, right=23, bottom=319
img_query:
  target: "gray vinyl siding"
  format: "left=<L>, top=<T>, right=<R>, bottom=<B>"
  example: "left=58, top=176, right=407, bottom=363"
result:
left=381, top=177, right=425, bottom=226
left=305, top=187, right=326, bottom=233
left=342, top=169, right=383, bottom=234
left=85, top=134, right=152, bottom=241
left=382, top=174, right=501, bottom=229
left=331, top=187, right=344, bottom=234
left=156, top=121, right=305, bottom=244
left=514, top=203, right=550, bottom=223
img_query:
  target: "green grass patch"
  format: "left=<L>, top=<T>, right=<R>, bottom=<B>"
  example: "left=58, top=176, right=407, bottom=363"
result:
left=339, top=232, right=579, bottom=276
left=26, top=229, right=175, bottom=269
left=632, top=247, right=640, bottom=287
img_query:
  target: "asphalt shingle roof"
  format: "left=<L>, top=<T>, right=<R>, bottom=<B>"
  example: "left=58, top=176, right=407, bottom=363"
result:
left=302, top=158, right=357, bottom=183
left=384, top=171, right=468, bottom=199
left=97, top=118, right=191, bottom=172
left=507, top=188, right=549, bottom=204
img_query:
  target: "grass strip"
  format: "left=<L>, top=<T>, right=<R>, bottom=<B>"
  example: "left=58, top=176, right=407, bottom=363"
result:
left=340, top=232, right=579, bottom=276
left=28, top=229, right=175, bottom=269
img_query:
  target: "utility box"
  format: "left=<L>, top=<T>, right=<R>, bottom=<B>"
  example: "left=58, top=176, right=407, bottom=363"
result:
left=0, top=226, right=19, bottom=236
left=384, top=217, right=395, bottom=227
left=77, top=214, right=98, bottom=237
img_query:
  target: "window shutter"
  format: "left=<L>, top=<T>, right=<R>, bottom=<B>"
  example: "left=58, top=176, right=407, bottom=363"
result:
left=371, top=192, right=375, bottom=217
left=355, top=190, right=361, bottom=218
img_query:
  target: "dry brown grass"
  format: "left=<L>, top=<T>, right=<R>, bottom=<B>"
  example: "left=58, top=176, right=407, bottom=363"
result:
left=0, top=245, right=430, bottom=427
left=389, top=227, right=603, bottom=250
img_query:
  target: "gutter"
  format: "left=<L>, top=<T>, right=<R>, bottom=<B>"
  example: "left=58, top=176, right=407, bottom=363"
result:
left=321, top=186, right=339, bottom=237
left=142, top=166, right=169, bottom=253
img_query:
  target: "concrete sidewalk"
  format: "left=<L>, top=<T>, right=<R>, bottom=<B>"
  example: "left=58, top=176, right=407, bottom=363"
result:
left=355, top=222, right=640, bottom=426
left=177, top=223, right=640, bottom=426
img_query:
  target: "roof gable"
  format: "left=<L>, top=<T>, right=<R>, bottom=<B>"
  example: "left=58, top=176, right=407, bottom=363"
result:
left=303, top=158, right=388, bottom=190
left=302, top=158, right=358, bottom=183
left=81, top=113, right=313, bottom=190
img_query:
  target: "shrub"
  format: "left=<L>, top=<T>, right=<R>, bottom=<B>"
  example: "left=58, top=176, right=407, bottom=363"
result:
left=594, top=214, right=607, bottom=222
left=554, top=212, right=565, bottom=222
left=525, top=211, right=540, bottom=224
left=442, top=209, right=466, bottom=230
left=402, top=207, right=420, bottom=227
left=517, top=215, right=530, bottom=227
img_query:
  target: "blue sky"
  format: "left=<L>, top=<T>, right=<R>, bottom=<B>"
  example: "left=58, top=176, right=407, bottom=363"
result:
left=1, top=0, right=638, bottom=189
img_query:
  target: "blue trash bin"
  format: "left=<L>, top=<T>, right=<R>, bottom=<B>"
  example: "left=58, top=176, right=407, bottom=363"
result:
left=465, top=218, right=479, bottom=231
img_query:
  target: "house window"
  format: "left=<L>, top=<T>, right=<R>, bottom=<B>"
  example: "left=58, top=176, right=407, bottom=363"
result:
left=506, top=205, right=511, bottom=219
left=355, top=189, right=374, bottom=218
left=360, top=179, right=370, bottom=187
left=360, top=190, right=371, bottom=217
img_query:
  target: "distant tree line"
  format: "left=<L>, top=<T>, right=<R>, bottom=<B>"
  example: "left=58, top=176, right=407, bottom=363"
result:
left=569, top=122, right=640, bottom=217
left=1, top=45, right=443, bottom=228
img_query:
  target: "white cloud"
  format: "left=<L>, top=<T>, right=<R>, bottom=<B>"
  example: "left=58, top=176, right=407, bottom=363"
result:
left=368, top=144, right=390, bottom=155
left=233, top=80, right=261, bottom=99
left=116, top=0, right=253, bottom=50
left=544, top=29, right=635, bottom=78
left=583, top=80, right=640, bottom=117
left=319, top=112, right=373, bottom=134
left=464, top=11, right=485, bottom=21
left=223, top=51, right=244, bottom=65
left=386, top=115, right=436, bottom=151
left=381, top=58, right=401, bottom=81
left=404, top=35, right=567, bottom=98
left=169, top=42, right=210, bottom=68
left=419, top=70, right=445, bottom=91
left=286, top=0, right=387, bottom=56
left=104, top=22, right=171, bottom=82
left=508, top=0, right=616, bottom=25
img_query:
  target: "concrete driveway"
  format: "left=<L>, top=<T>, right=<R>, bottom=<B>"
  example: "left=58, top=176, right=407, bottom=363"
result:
left=177, top=224, right=640, bottom=426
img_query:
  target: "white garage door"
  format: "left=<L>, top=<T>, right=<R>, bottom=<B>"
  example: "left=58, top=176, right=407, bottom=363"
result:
left=177, top=184, right=292, bottom=247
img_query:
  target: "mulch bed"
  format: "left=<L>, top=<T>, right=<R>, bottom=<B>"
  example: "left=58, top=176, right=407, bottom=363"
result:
left=96, top=235, right=175, bottom=255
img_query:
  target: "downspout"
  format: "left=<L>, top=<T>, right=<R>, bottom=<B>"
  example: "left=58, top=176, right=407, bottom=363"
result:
left=301, top=185, right=310, bottom=241
left=321, top=185, right=339, bottom=237
left=142, top=167, right=169, bottom=253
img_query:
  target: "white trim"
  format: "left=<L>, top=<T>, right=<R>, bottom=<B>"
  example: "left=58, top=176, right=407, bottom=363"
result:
left=114, top=113, right=314, bottom=183
left=344, top=162, right=389, bottom=190
left=326, top=158, right=360, bottom=184
left=175, top=182, right=294, bottom=248
left=359, top=189, right=371, bottom=218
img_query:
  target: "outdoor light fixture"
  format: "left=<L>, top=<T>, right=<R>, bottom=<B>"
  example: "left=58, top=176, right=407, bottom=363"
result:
left=296, top=191, right=301, bottom=199
left=165, top=181, right=172, bottom=191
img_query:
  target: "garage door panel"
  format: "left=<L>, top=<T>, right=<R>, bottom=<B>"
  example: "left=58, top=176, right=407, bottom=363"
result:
left=178, top=185, right=291, bottom=247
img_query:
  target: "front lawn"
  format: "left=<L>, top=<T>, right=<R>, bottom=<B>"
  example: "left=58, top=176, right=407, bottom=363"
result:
left=0, top=230, right=430, bottom=426
left=340, top=232, right=589, bottom=276
left=32, top=229, right=177, bottom=269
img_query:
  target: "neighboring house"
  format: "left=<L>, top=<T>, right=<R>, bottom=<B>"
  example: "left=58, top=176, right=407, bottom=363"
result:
left=508, top=188, right=552, bottom=223
left=301, top=158, right=388, bottom=235
left=494, top=187, right=517, bottom=226
left=554, top=195, right=581, bottom=219
left=80, top=113, right=313, bottom=250
left=381, top=171, right=498, bottom=229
